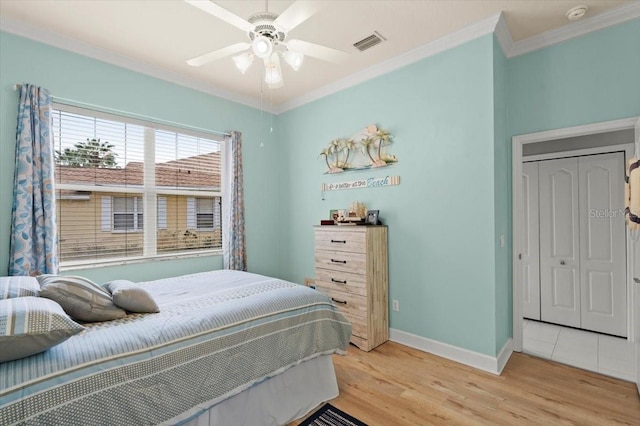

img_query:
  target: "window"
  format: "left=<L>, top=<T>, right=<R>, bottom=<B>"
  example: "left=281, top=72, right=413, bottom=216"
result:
left=112, top=197, right=143, bottom=231
left=196, top=198, right=214, bottom=229
left=187, top=197, right=222, bottom=230
left=53, top=105, right=223, bottom=267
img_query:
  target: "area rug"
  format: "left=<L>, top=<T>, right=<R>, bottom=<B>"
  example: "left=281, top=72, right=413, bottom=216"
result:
left=299, top=403, right=368, bottom=426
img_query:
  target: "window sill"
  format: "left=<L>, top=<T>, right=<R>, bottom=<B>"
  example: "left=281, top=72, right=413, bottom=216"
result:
left=59, top=249, right=222, bottom=271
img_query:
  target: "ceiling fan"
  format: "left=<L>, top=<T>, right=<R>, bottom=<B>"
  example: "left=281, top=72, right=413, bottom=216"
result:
left=184, top=0, right=349, bottom=88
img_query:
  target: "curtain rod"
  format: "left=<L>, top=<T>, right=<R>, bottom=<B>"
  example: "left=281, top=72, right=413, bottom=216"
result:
left=13, top=83, right=231, bottom=138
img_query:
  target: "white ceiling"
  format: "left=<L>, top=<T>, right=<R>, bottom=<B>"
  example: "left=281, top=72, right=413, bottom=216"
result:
left=0, top=1, right=635, bottom=111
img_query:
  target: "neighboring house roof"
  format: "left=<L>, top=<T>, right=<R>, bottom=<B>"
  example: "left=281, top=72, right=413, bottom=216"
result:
left=56, top=152, right=221, bottom=190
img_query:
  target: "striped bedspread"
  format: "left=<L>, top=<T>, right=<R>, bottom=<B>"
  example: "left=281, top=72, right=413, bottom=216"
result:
left=0, top=270, right=351, bottom=425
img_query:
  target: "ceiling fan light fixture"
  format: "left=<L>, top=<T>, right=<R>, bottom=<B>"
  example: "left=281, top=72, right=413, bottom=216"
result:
left=264, top=62, right=282, bottom=85
left=184, top=0, right=346, bottom=89
left=283, top=50, right=304, bottom=71
left=252, top=35, right=273, bottom=59
left=232, top=52, right=255, bottom=74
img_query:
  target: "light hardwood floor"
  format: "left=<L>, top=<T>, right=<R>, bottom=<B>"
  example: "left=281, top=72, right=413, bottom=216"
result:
left=293, top=341, right=640, bottom=425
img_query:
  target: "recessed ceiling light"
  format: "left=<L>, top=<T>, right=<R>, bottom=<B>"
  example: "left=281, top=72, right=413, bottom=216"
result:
left=566, top=5, right=588, bottom=21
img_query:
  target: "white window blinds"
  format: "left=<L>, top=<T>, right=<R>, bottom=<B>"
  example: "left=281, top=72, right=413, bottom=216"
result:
left=53, top=105, right=223, bottom=267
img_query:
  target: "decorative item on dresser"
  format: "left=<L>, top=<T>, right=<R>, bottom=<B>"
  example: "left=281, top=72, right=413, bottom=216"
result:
left=314, top=225, right=389, bottom=351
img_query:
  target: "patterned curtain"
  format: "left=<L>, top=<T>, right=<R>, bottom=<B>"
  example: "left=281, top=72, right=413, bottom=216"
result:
left=222, top=131, right=246, bottom=271
left=9, top=84, right=58, bottom=276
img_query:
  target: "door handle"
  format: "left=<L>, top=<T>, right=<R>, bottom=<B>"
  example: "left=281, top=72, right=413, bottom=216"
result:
left=560, top=260, right=566, bottom=265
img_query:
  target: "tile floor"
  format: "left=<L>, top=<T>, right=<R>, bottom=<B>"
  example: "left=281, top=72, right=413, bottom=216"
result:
left=522, top=319, right=635, bottom=382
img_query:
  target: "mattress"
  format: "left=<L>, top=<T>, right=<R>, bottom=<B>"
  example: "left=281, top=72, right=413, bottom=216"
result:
left=0, top=270, right=351, bottom=425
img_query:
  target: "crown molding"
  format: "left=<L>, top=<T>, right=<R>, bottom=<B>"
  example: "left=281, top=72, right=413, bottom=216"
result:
left=0, top=17, right=270, bottom=113
left=275, top=13, right=502, bottom=114
left=494, top=12, right=513, bottom=57
left=2, top=3, right=637, bottom=115
left=507, top=2, right=640, bottom=58
left=277, top=3, right=638, bottom=112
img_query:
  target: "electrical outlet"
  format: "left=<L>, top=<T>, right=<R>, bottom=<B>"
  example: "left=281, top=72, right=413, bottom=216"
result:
left=392, top=300, right=399, bottom=311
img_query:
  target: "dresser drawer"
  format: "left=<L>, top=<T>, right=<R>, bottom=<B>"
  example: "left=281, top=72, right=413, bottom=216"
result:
left=316, top=285, right=367, bottom=318
left=315, top=268, right=367, bottom=297
left=350, top=334, right=368, bottom=351
left=341, top=311, right=368, bottom=340
left=314, top=229, right=366, bottom=254
left=315, top=250, right=366, bottom=274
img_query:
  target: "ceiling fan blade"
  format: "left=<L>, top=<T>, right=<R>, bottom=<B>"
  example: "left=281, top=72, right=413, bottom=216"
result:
left=187, top=42, right=250, bottom=66
left=184, top=0, right=253, bottom=32
left=273, top=1, right=324, bottom=32
left=286, top=39, right=349, bottom=63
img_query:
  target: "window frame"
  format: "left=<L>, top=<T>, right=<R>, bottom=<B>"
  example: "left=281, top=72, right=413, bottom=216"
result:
left=53, top=103, right=225, bottom=269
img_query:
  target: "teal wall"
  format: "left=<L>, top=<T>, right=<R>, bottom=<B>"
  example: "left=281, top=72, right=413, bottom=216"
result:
left=1, top=17, right=638, bottom=359
left=505, top=20, right=639, bottom=351
left=277, top=19, right=640, bottom=357
left=492, top=36, right=511, bottom=354
left=279, top=35, right=502, bottom=356
left=508, top=19, right=640, bottom=136
left=0, top=32, right=280, bottom=282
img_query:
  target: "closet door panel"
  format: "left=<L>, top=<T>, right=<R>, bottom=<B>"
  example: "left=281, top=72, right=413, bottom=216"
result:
left=539, top=158, right=581, bottom=328
left=522, top=162, right=540, bottom=320
left=579, top=152, right=627, bottom=337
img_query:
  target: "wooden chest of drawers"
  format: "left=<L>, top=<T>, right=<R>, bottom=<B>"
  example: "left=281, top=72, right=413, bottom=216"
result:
left=314, top=225, right=388, bottom=351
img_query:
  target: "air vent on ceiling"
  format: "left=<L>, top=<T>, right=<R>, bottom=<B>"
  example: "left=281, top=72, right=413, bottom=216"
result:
left=353, top=31, right=386, bottom=52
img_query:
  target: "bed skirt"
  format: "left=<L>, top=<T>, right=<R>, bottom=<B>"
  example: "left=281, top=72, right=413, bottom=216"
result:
left=175, top=355, right=338, bottom=426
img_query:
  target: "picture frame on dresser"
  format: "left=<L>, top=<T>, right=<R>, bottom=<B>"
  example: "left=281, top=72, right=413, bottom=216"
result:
left=366, top=210, right=379, bottom=225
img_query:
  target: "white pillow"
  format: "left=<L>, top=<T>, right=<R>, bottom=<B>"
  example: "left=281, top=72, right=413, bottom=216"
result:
left=0, top=297, right=85, bottom=362
left=0, top=276, right=40, bottom=299
left=37, top=275, right=126, bottom=322
left=104, top=280, right=160, bottom=313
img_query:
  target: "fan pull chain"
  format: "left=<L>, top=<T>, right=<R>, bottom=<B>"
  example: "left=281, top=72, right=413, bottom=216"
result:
left=259, top=80, right=265, bottom=148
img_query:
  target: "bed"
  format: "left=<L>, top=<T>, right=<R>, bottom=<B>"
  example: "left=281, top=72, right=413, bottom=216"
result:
left=0, top=270, right=351, bottom=425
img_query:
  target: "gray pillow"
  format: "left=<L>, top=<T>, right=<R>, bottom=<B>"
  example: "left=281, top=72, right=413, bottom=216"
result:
left=0, top=276, right=40, bottom=299
left=37, top=275, right=126, bottom=322
left=104, top=280, right=160, bottom=313
left=0, top=297, right=85, bottom=362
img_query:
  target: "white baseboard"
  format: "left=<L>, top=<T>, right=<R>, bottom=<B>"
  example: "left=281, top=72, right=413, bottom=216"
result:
left=496, top=338, right=513, bottom=374
left=389, top=328, right=513, bottom=375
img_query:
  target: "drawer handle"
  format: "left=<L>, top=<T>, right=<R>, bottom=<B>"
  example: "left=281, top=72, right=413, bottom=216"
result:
left=331, top=278, right=347, bottom=284
left=330, top=259, right=347, bottom=264
left=330, top=239, right=346, bottom=244
left=331, top=298, right=347, bottom=305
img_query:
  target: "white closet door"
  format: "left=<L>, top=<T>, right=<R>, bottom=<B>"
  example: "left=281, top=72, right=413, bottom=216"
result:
left=578, top=152, right=627, bottom=336
left=522, top=162, right=541, bottom=320
left=539, top=158, right=581, bottom=328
